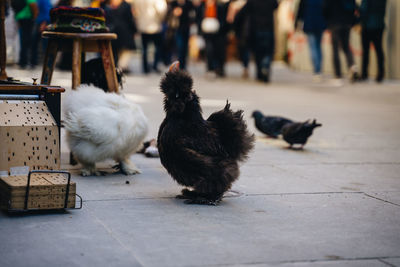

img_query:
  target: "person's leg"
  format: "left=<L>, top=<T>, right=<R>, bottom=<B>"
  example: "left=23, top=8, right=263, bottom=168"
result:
left=153, top=33, right=163, bottom=72
left=262, top=31, right=274, bottom=82
left=18, top=19, right=33, bottom=68
left=307, top=32, right=319, bottom=74
left=214, top=33, right=227, bottom=77
left=238, top=42, right=250, bottom=78
left=30, top=23, right=40, bottom=67
left=340, top=26, right=354, bottom=69
left=315, top=31, right=323, bottom=74
left=252, top=33, right=263, bottom=80
left=372, top=28, right=384, bottom=82
left=177, top=30, right=189, bottom=70
left=341, top=25, right=358, bottom=81
left=238, top=44, right=250, bottom=69
left=330, top=27, right=342, bottom=78
left=361, top=28, right=371, bottom=80
left=204, top=34, right=216, bottom=71
left=141, top=33, right=150, bottom=73
left=254, top=31, right=273, bottom=82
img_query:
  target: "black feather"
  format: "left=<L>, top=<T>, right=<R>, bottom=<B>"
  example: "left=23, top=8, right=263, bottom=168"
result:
left=81, top=57, right=123, bottom=92
left=281, top=119, right=322, bottom=148
left=252, top=110, right=293, bottom=138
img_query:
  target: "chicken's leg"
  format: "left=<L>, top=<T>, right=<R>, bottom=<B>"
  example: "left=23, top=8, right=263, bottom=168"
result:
left=114, top=158, right=141, bottom=175
left=80, top=162, right=102, bottom=176
left=176, top=188, right=199, bottom=199
left=177, top=189, right=223, bottom=205
left=184, top=195, right=222, bottom=206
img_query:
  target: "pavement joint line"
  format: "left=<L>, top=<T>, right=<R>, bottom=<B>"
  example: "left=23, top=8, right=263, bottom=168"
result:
left=363, top=193, right=400, bottom=207
left=191, top=256, right=400, bottom=267
left=245, top=191, right=365, bottom=196
left=379, top=258, right=398, bottom=267
left=86, top=205, right=145, bottom=267
left=264, top=162, right=400, bottom=166
left=81, top=191, right=369, bottom=203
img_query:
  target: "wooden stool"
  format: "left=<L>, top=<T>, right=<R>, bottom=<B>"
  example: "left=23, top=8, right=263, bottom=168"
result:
left=40, top=31, right=119, bottom=92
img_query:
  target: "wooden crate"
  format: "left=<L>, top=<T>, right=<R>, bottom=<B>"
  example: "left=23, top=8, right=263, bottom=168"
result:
left=0, top=172, right=76, bottom=210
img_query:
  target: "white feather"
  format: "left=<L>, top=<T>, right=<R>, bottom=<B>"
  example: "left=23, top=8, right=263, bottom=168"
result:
left=63, top=85, right=149, bottom=168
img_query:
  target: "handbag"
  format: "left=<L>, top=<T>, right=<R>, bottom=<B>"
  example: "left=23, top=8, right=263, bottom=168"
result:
left=201, top=17, right=220, bottom=34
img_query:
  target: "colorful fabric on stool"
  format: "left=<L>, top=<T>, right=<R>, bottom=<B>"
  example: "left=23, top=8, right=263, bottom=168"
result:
left=47, top=7, right=109, bottom=33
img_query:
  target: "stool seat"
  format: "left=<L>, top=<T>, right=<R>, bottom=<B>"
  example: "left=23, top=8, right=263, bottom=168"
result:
left=42, top=31, right=117, bottom=40
left=40, top=31, right=119, bottom=92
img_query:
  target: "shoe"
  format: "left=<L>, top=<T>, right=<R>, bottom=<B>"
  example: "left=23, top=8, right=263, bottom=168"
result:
left=376, top=73, right=384, bottom=83
left=259, top=67, right=270, bottom=83
left=349, top=65, right=359, bottom=83
left=329, top=78, right=343, bottom=87
left=215, top=69, right=225, bottom=78
left=360, top=75, right=368, bottom=82
left=312, top=74, right=322, bottom=83
left=242, top=68, right=249, bottom=79
left=205, top=71, right=217, bottom=80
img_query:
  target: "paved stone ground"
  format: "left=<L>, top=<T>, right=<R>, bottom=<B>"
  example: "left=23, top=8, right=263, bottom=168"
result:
left=1, top=61, right=400, bottom=267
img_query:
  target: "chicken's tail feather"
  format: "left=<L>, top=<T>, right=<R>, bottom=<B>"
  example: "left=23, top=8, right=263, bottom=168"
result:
left=208, top=101, right=255, bottom=162
left=63, top=111, right=80, bottom=134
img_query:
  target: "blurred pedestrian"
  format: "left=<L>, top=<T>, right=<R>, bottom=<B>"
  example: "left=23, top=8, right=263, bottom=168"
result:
left=12, top=0, right=39, bottom=68
left=323, top=0, right=359, bottom=84
left=131, top=0, right=167, bottom=74
left=106, top=0, right=137, bottom=70
left=197, top=0, right=230, bottom=78
left=30, top=0, right=52, bottom=68
left=239, top=0, right=278, bottom=82
left=227, top=0, right=250, bottom=78
left=295, top=0, right=326, bottom=82
left=54, top=0, right=74, bottom=70
left=165, top=0, right=197, bottom=70
left=360, top=0, right=387, bottom=83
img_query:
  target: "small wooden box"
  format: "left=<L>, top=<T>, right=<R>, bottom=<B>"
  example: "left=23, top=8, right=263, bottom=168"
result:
left=0, top=100, right=60, bottom=173
left=0, top=172, right=76, bottom=210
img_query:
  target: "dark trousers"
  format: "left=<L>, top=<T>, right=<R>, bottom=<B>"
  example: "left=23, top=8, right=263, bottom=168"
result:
left=238, top=41, right=250, bottom=69
left=204, top=33, right=227, bottom=76
left=361, top=28, right=384, bottom=81
left=17, top=19, right=34, bottom=68
left=331, top=25, right=354, bottom=78
left=141, top=33, right=163, bottom=73
left=251, top=31, right=274, bottom=82
left=176, top=30, right=190, bottom=70
left=30, top=23, right=48, bottom=67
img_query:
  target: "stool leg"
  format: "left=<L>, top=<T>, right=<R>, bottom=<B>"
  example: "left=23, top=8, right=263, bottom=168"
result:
left=99, top=40, right=119, bottom=93
left=72, top=39, right=82, bottom=90
left=41, top=39, right=58, bottom=85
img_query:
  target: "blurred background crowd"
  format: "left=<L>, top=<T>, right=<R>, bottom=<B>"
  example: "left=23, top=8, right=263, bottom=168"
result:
left=3, top=0, right=400, bottom=85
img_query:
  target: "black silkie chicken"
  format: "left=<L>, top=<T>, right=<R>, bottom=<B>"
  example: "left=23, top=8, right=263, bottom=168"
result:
left=81, top=57, right=123, bottom=92
left=281, top=119, right=322, bottom=149
left=252, top=110, right=293, bottom=138
left=157, top=62, right=255, bottom=205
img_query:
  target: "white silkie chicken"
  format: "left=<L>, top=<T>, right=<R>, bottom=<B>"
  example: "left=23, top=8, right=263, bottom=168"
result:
left=63, top=85, right=148, bottom=176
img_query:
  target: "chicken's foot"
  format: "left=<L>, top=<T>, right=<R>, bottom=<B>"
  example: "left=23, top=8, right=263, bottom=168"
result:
left=176, top=188, right=198, bottom=199
left=184, top=197, right=221, bottom=206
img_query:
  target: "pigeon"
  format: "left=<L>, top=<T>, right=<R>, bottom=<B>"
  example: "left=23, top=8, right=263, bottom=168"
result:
left=281, top=119, right=322, bottom=149
left=252, top=110, right=293, bottom=138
